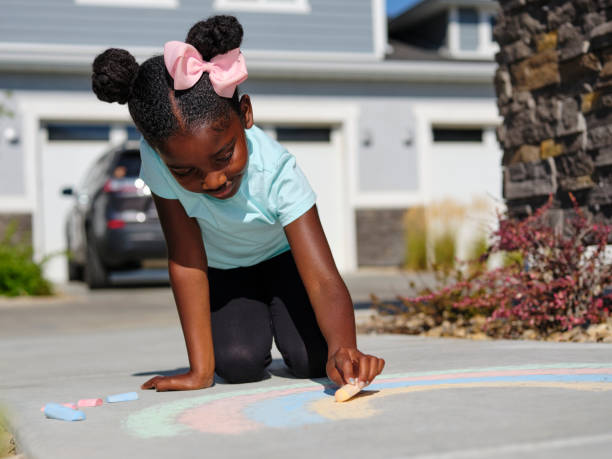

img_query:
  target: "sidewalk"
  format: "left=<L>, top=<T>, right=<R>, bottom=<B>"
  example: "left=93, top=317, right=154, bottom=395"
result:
left=2, top=327, right=612, bottom=458
left=1, top=275, right=612, bottom=458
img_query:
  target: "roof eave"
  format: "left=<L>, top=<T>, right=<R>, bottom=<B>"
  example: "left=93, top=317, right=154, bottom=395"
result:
left=0, top=58, right=495, bottom=84
left=390, top=0, right=499, bottom=32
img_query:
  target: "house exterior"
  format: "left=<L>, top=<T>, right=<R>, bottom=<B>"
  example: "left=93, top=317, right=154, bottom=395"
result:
left=0, top=0, right=501, bottom=284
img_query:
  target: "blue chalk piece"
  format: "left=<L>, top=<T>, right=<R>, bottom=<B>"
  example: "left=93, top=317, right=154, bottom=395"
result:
left=106, top=392, right=139, bottom=403
left=44, top=403, right=86, bottom=421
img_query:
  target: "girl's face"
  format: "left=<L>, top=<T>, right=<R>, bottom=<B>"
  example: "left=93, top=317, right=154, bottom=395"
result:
left=158, top=95, right=254, bottom=199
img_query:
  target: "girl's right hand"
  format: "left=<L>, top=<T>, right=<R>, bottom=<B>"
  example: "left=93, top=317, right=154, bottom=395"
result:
left=141, top=371, right=214, bottom=392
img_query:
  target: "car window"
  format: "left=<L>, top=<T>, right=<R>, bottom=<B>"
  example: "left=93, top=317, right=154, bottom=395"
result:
left=77, top=152, right=111, bottom=193
left=113, top=151, right=141, bottom=178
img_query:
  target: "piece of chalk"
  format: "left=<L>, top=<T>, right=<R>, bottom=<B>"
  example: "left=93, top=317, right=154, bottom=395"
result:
left=77, top=398, right=103, bottom=407
left=334, top=383, right=362, bottom=402
left=41, top=403, right=77, bottom=412
left=44, top=403, right=86, bottom=421
left=106, top=392, right=138, bottom=403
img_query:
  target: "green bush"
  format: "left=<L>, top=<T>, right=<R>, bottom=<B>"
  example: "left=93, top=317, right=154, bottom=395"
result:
left=468, top=235, right=488, bottom=262
left=404, top=207, right=428, bottom=271
left=0, top=408, right=16, bottom=457
left=0, top=221, right=53, bottom=297
left=433, top=231, right=456, bottom=271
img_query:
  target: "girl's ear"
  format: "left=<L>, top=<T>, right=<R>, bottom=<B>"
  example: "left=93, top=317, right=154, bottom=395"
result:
left=239, top=94, right=254, bottom=129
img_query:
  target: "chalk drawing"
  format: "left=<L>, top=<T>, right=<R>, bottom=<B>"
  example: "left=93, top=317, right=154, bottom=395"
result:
left=124, top=363, right=612, bottom=438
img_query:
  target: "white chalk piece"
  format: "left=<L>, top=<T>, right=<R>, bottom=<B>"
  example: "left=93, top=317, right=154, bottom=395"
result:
left=44, top=403, right=86, bottom=421
left=106, top=392, right=139, bottom=403
left=334, top=383, right=362, bottom=402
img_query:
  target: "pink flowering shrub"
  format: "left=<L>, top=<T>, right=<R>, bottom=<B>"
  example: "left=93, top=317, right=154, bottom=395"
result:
left=398, top=194, right=612, bottom=338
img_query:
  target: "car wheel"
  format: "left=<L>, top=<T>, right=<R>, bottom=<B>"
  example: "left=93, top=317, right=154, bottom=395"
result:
left=85, top=234, right=108, bottom=289
left=65, top=235, right=84, bottom=281
left=67, top=259, right=83, bottom=281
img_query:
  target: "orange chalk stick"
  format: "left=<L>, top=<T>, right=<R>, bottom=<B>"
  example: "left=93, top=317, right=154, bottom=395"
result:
left=334, top=383, right=362, bottom=402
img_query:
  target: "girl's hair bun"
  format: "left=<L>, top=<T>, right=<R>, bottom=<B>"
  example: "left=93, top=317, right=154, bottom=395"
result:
left=186, top=15, right=244, bottom=61
left=92, top=48, right=139, bottom=105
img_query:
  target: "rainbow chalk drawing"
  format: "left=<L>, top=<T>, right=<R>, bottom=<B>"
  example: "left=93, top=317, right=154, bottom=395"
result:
left=124, top=363, right=612, bottom=438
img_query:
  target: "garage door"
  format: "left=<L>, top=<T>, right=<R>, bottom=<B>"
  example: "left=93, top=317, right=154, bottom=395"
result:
left=264, top=125, right=348, bottom=272
left=38, top=123, right=133, bottom=283
left=38, top=122, right=348, bottom=282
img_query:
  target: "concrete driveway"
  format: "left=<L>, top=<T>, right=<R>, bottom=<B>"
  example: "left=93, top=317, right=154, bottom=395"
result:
left=1, top=282, right=611, bottom=459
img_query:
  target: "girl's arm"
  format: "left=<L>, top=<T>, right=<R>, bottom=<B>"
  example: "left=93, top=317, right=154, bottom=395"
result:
left=284, top=205, right=385, bottom=388
left=140, top=193, right=215, bottom=391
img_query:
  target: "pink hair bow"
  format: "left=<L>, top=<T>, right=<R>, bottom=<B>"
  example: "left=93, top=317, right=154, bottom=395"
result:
left=163, top=41, right=248, bottom=97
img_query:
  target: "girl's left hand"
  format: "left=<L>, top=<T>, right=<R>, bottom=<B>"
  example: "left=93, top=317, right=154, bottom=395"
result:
left=326, top=347, right=385, bottom=388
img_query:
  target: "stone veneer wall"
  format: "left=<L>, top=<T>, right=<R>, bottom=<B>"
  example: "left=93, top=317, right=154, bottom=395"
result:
left=494, top=0, right=612, bottom=239
left=356, top=209, right=407, bottom=267
left=0, top=213, right=32, bottom=243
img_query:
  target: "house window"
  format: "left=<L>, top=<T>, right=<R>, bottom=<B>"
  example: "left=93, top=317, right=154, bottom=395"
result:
left=46, top=123, right=110, bottom=141
left=126, top=125, right=142, bottom=141
left=75, top=0, right=178, bottom=9
left=458, top=8, right=479, bottom=51
left=259, top=125, right=331, bottom=142
left=213, top=0, right=311, bottom=14
left=276, top=127, right=330, bottom=142
left=432, top=128, right=483, bottom=143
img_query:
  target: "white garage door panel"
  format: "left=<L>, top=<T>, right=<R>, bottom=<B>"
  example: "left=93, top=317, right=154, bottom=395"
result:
left=430, top=143, right=502, bottom=203
left=40, top=138, right=110, bottom=283
left=284, top=130, right=346, bottom=271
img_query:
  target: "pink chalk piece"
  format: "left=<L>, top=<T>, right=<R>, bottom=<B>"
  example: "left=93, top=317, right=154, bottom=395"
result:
left=77, top=398, right=103, bottom=407
left=40, top=403, right=77, bottom=412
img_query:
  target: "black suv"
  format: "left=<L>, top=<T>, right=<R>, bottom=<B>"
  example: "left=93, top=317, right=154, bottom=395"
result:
left=62, top=142, right=167, bottom=288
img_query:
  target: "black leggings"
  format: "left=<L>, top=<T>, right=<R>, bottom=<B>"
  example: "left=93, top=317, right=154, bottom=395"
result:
left=208, top=250, right=328, bottom=383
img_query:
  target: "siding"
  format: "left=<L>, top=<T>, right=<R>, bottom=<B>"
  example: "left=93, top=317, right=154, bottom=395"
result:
left=0, top=0, right=374, bottom=54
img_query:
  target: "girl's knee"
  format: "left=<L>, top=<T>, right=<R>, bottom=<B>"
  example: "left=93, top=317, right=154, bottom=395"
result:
left=215, top=346, right=270, bottom=383
left=283, top=344, right=327, bottom=379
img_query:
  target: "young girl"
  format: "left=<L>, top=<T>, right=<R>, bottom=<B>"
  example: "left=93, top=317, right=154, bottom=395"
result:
left=92, top=15, right=385, bottom=391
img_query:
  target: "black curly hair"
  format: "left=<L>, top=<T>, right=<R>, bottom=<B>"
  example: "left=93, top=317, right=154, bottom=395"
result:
left=91, top=15, right=244, bottom=149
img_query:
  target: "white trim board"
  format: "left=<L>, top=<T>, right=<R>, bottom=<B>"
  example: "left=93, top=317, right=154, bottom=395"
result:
left=213, top=0, right=311, bottom=14
left=0, top=42, right=495, bottom=82
left=353, top=192, right=425, bottom=209
left=372, top=0, right=388, bottom=60
left=0, top=197, right=34, bottom=213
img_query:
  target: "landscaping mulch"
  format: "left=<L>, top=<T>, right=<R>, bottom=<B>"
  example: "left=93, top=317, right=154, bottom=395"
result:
left=357, top=309, right=612, bottom=343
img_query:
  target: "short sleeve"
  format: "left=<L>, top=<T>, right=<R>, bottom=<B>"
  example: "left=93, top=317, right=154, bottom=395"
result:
left=269, top=152, right=317, bottom=226
left=139, top=138, right=178, bottom=200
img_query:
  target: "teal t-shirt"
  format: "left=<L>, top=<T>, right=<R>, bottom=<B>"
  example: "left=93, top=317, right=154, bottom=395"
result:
left=139, top=125, right=316, bottom=269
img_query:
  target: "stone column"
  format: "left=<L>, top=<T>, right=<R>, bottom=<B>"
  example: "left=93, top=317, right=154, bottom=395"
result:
left=494, top=0, right=612, bottom=239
